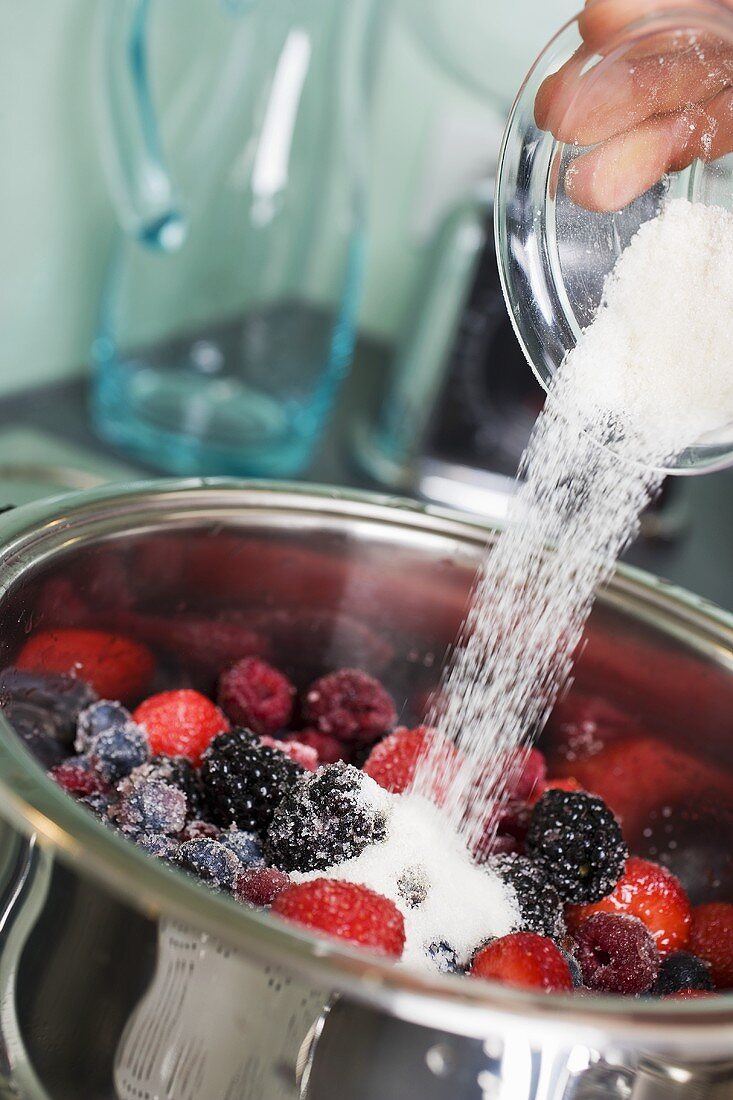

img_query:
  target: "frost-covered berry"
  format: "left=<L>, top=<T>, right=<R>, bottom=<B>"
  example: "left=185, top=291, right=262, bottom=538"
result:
left=112, top=778, right=187, bottom=836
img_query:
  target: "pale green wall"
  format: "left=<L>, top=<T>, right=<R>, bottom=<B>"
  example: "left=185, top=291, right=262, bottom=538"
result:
left=0, top=0, right=576, bottom=394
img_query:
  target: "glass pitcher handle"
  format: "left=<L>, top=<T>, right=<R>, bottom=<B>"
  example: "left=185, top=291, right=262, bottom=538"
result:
left=96, top=0, right=186, bottom=252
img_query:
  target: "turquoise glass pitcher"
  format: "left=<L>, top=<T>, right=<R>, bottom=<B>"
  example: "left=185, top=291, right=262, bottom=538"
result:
left=92, top=0, right=379, bottom=476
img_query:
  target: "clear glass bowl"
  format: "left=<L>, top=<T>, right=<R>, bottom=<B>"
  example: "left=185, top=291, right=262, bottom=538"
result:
left=495, top=0, right=733, bottom=473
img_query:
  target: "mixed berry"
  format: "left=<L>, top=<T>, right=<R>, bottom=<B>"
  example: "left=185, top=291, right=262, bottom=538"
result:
left=3, top=625, right=731, bottom=999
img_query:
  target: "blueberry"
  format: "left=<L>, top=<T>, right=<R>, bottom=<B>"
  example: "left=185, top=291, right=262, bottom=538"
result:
left=427, top=941, right=463, bottom=974
left=0, top=668, right=97, bottom=747
left=173, top=839, right=243, bottom=892
left=78, top=791, right=114, bottom=821
left=88, top=723, right=149, bottom=783
left=76, top=700, right=131, bottom=753
left=652, top=952, right=714, bottom=996
left=136, top=833, right=180, bottom=860
left=220, top=830, right=264, bottom=868
left=112, top=779, right=187, bottom=836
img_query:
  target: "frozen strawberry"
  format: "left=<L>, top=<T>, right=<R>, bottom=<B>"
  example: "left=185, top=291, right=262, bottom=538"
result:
left=304, top=669, right=396, bottom=745
left=133, top=690, right=229, bottom=765
left=235, top=866, right=290, bottom=907
left=470, top=932, right=573, bottom=992
left=218, top=657, right=295, bottom=736
left=557, top=737, right=733, bottom=838
left=272, top=878, right=405, bottom=958
left=363, top=726, right=460, bottom=799
left=283, top=729, right=347, bottom=764
left=689, top=903, right=733, bottom=989
left=567, top=856, right=691, bottom=957
left=17, top=629, right=154, bottom=704
left=260, top=736, right=318, bottom=771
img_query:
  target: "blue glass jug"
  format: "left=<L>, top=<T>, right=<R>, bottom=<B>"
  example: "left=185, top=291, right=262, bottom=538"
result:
left=92, top=0, right=378, bottom=476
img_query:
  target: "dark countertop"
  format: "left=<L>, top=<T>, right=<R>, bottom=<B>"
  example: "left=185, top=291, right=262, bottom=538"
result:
left=3, top=358, right=732, bottom=612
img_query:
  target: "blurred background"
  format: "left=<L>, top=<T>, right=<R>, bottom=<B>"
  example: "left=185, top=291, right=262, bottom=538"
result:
left=1, top=0, right=732, bottom=606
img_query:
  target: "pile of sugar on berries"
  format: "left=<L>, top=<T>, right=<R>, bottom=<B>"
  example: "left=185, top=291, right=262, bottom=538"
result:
left=7, top=625, right=731, bottom=999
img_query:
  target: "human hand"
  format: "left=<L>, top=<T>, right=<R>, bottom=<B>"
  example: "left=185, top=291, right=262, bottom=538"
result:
left=535, top=0, right=733, bottom=211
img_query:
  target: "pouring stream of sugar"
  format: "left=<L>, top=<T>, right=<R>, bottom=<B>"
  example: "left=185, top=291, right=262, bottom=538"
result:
left=411, top=198, right=733, bottom=852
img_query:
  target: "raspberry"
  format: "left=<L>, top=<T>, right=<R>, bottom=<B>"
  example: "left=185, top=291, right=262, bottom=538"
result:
left=567, top=857, right=691, bottom=957
left=573, top=913, right=659, bottom=994
left=363, top=726, right=459, bottom=798
left=76, top=700, right=131, bottom=753
left=473, top=798, right=532, bottom=861
left=219, top=829, right=264, bottom=867
left=689, top=903, right=733, bottom=988
left=272, top=879, right=405, bottom=958
left=179, top=819, right=220, bottom=841
left=265, top=762, right=388, bottom=873
left=218, top=657, right=295, bottom=736
left=50, top=758, right=107, bottom=796
left=260, top=736, right=319, bottom=771
left=303, top=669, right=396, bottom=745
left=470, top=932, right=573, bottom=992
left=88, top=723, right=149, bottom=783
left=234, top=866, right=290, bottom=907
left=526, top=790, right=627, bottom=904
left=652, top=951, right=714, bottom=996
left=133, top=690, right=230, bottom=765
left=17, top=629, right=154, bottom=703
left=173, top=838, right=242, bottom=892
left=489, top=854, right=565, bottom=940
left=111, top=778, right=187, bottom=836
left=285, top=729, right=346, bottom=765
left=200, top=728, right=303, bottom=835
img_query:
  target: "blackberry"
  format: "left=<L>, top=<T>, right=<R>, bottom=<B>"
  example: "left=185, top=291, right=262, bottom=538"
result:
left=489, top=853, right=565, bottom=940
left=265, top=762, right=387, bottom=873
left=526, top=790, right=627, bottom=904
left=88, top=723, right=149, bottom=784
left=200, top=728, right=303, bottom=835
left=573, top=913, right=659, bottom=994
left=427, top=941, right=463, bottom=974
left=220, top=829, right=264, bottom=868
left=76, top=700, right=131, bottom=753
left=112, top=778, right=187, bottom=836
left=131, top=754, right=203, bottom=816
left=652, top=951, right=714, bottom=996
left=173, top=838, right=242, bottom=892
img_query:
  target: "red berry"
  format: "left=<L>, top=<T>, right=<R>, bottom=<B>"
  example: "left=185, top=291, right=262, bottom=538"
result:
left=235, top=866, right=290, bottom=907
left=260, top=736, right=318, bottom=771
left=363, top=726, right=459, bottom=797
left=49, top=761, right=107, bottom=796
left=470, top=932, right=573, bottom=992
left=17, top=628, right=154, bottom=704
left=689, top=903, right=733, bottom=989
left=218, top=657, right=295, bottom=736
left=567, top=857, right=691, bottom=957
left=133, top=690, right=229, bottom=765
left=530, top=776, right=584, bottom=805
left=573, top=913, right=659, bottom=994
left=179, top=819, right=220, bottom=841
left=507, top=748, right=547, bottom=802
left=272, top=879, right=405, bottom=958
left=284, top=729, right=347, bottom=765
left=303, top=669, right=397, bottom=745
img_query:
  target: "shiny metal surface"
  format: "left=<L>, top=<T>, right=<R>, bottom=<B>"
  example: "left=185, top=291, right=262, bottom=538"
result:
left=0, top=480, right=730, bottom=1098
